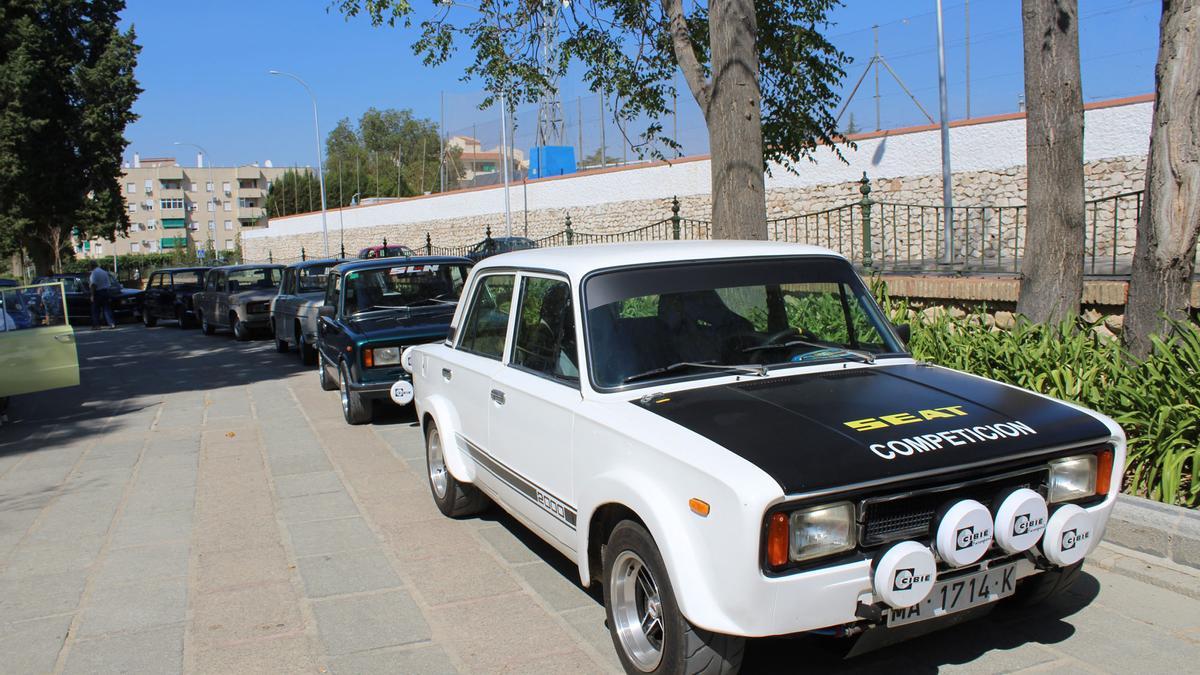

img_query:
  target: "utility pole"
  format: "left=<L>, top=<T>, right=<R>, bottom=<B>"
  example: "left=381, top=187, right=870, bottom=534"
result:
left=577, top=97, right=583, bottom=168
left=398, top=140, right=403, bottom=197
left=338, top=160, right=344, bottom=257
left=936, top=0, right=954, bottom=264
left=356, top=155, right=360, bottom=198
left=420, top=136, right=427, bottom=194
left=599, top=95, right=606, bottom=168
left=873, top=25, right=881, bottom=131
left=965, top=0, right=972, bottom=119
left=439, top=91, right=446, bottom=193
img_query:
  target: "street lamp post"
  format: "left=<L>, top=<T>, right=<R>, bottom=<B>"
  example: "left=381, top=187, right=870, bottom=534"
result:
left=269, top=70, right=330, bottom=257
left=174, top=141, right=215, bottom=261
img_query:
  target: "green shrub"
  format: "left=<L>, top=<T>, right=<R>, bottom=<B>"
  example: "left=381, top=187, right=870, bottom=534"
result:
left=873, top=279, right=1198, bottom=508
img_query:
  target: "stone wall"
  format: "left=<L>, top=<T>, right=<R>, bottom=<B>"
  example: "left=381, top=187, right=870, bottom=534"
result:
left=243, top=155, right=1147, bottom=268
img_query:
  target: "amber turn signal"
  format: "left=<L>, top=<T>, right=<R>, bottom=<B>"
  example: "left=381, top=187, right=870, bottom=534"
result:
left=1096, top=448, right=1115, bottom=496
left=689, top=498, right=710, bottom=517
left=766, top=512, right=789, bottom=568
left=363, top=349, right=374, bottom=368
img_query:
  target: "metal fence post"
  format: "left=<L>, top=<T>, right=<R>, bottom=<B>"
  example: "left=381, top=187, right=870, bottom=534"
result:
left=301, top=247, right=306, bottom=261
left=382, top=236, right=388, bottom=249
left=671, top=196, right=681, bottom=240
left=858, top=172, right=873, bottom=270
left=340, top=242, right=345, bottom=258
left=565, top=213, right=574, bottom=246
left=269, top=250, right=273, bottom=264
left=425, top=232, right=432, bottom=256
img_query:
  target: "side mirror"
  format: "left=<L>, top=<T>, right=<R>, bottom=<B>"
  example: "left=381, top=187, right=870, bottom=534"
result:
left=893, top=322, right=911, bottom=345
left=318, top=304, right=336, bottom=320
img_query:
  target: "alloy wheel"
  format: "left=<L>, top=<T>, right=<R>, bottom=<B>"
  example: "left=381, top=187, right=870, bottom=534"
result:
left=610, top=550, right=665, bottom=672
left=427, top=426, right=448, bottom=499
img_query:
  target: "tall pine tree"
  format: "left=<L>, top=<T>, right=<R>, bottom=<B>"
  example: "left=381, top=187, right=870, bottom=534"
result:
left=0, top=0, right=141, bottom=274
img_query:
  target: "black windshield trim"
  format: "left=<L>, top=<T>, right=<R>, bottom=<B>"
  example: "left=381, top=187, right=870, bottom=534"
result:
left=579, top=255, right=910, bottom=393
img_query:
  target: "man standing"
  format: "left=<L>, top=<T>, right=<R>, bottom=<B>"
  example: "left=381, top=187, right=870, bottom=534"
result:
left=88, top=260, right=116, bottom=329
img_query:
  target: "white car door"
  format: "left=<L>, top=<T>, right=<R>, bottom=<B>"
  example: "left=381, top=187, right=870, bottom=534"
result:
left=486, top=273, right=580, bottom=551
left=446, top=272, right=516, bottom=464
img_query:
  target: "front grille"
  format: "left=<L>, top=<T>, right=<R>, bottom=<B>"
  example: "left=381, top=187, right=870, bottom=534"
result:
left=859, top=467, right=1048, bottom=547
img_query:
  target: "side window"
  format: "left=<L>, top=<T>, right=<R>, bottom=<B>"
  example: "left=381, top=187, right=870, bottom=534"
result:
left=512, top=277, right=578, bottom=383
left=148, top=273, right=160, bottom=289
left=283, top=270, right=293, bottom=295
left=457, top=274, right=515, bottom=360
left=324, top=273, right=340, bottom=308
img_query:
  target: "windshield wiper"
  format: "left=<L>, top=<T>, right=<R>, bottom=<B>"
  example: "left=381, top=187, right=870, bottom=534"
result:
left=743, top=338, right=875, bottom=364
left=622, top=360, right=768, bottom=385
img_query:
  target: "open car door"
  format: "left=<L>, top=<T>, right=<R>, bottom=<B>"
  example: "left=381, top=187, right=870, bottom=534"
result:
left=0, top=282, right=80, bottom=397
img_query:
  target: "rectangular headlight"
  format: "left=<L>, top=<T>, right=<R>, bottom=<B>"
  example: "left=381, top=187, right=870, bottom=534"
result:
left=246, top=301, right=269, bottom=314
left=367, top=346, right=400, bottom=367
left=1048, top=455, right=1097, bottom=503
left=788, top=502, right=855, bottom=563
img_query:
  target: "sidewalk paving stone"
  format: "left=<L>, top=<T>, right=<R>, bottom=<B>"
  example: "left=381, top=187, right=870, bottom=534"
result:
left=273, top=470, right=345, bottom=499
left=0, top=614, right=73, bottom=675
left=286, top=516, right=379, bottom=557
left=296, top=548, right=403, bottom=598
left=330, top=644, right=460, bottom=675
left=94, top=540, right=191, bottom=587
left=190, top=580, right=305, bottom=648
left=63, top=624, right=185, bottom=675
left=195, top=543, right=292, bottom=592
left=278, top=489, right=360, bottom=523
left=76, top=575, right=188, bottom=637
left=312, top=588, right=431, bottom=656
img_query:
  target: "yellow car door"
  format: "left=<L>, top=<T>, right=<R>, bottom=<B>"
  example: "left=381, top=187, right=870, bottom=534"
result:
left=0, top=282, right=81, bottom=397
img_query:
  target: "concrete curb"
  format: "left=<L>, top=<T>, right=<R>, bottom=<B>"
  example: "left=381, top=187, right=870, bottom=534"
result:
left=1102, top=494, right=1200, bottom=570
left=1087, top=542, right=1200, bottom=601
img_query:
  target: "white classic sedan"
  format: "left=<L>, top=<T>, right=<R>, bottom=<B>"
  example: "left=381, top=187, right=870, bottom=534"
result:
left=404, top=241, right=1125, bottom=675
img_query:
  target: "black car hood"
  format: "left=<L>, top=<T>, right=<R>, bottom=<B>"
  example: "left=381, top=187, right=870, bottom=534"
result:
left=636, top=363, right=1111, bottom=495
left=348, top=305, right=455, bottom=341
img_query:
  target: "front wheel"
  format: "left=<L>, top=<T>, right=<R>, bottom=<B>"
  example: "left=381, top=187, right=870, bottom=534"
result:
left=273, top=321, right=289, bottom=352
left=176, top=307, right=192, bottom=329
left=317, top=351, right=338, bottom=391
left=142, top=309, right=157, bottom=328
left=338, top=362, right=372, bottom=425
left=603, top=521, right=744, bottom=675
left=297, top=327, right=317, bottom=365
left=232, top=313, right=250, bottom=341
left=425, top=420, right=487, bottom=517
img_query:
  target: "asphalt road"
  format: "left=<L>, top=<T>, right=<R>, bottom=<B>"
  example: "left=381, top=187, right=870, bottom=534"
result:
left=1, top=323, right=1198, bottom=674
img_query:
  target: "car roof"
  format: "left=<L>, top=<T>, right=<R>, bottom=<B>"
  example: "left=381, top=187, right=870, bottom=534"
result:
left=156, top=267, right=210, bottom=273
left=283, top=258, right=343, bottom=270
left=210, top=263, right=285, bottom=272
left=470, top=240, right=846, bottom=280
left=333, top=255, right=473, bottom=274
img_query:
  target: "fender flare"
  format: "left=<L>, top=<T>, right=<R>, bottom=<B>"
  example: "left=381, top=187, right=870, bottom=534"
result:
left=574, top=470, right=723, bottom=630
left=419, top=394, right=478, bottom=484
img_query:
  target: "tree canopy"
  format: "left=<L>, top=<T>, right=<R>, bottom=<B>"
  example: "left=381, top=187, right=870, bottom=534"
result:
left=0, top=0, right=142, bottom=274
left=336, top=0, right=849, bottom=238
left=325, top=107, right=458, bottom=205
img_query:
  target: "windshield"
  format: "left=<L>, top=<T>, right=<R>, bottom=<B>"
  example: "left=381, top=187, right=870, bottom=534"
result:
left=343, top=263, right=470, bottom=315
left=35, top=277, right=87, bottom=293
left=359, top=246, right=414, bottom=259
left=172, top=271, right=205, bottom=288
left=583, top=257, right=903, bottom=389
left=227, top=267, right=281, bottom=292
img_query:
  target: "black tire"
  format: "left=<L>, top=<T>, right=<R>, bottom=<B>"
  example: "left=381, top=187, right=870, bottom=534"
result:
left=1008, top=562, right=1083, bottom=607
left=142, top=309, right=157, bottom=328
left=603, top=521, right=744, bottom=675
left=424, top=420, right=487, bottom=517
left=200, top=312, right=215, bottom=335
left=338, top=361, right=372, bottom=425
left=297, top=324, right=317, bottom=365
left=273, top=320, right=289, bottom=352
left=232, top=313, right=250, bottom=341
left=176, top=306, right=192, bottom=329
left=317, top=351, right=338, bottom=391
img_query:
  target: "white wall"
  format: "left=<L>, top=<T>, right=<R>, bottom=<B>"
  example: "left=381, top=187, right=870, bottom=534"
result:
left=247, top=99, right=1152, bottom=242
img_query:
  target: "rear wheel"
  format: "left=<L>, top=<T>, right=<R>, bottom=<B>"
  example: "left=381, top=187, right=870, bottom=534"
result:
left=425, top=420, right=487, bottom=517
left=603, top=521, right=744, bottom=675
left=200, top=312, right=215, bottom=335
left=338, top=362, right=372, bottom=425
left=142, top=309, right=157, bottom=328
left=177, top=306, right=192, bottom=329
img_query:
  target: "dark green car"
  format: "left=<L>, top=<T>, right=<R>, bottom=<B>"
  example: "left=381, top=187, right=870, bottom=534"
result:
left=316, top=257, right=472, bottom=424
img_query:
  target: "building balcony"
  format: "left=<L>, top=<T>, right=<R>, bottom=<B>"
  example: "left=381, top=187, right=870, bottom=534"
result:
left=237, top=207, right=266, bottom=221
left=157, top=167, right=184, bottom=180
left=160, top=207, right=186, bottom=219
left=238, top=186, right=265, bottom=199
left=159, top=187, right=184, bottom=199
left=236, top=166, right=262, bottom=180
left=160, top=236, right=188, bottom=249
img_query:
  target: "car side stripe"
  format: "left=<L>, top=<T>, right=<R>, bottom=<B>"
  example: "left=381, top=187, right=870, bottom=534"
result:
left=456, top=434, right=577, bottom=529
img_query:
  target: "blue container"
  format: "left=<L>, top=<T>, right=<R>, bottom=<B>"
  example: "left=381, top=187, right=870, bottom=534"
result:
left=528, top=146, right=577, bottom=179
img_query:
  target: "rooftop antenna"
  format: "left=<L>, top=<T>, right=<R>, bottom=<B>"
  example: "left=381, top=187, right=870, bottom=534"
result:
left=834, top=23, right=935, bottom=131
left=534, top=0, right=566, bottom=146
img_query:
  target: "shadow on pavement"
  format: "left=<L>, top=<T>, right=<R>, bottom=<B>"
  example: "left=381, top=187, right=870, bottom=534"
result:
left=0, top=323, right=309, bottom=458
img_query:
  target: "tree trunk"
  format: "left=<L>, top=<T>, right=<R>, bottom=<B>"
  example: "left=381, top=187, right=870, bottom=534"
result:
left=1015, top=0, right=1086, bottom=323
left=664, top=0, right=767, bottom=240
left=707, top=0, right=767, bottom=239
left=1124, top=0, right=1200, bottom=359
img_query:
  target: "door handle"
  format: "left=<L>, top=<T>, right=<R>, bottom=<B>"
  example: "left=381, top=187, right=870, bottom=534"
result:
left=442, top=368, right=452, bottom=381
left=490, top=389, right=506, bottom=405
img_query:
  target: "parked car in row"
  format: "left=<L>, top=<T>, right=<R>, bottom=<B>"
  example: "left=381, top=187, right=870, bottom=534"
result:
left=406, top=241, right=1125, bottom=674
left=141, top=267, right=210, bottom=328
left=192, top=264, right=284, bottom=340
left=271, top=258, right=341, bottom=364
left=358, top=244, right=416, bottom=259
left=465, top=236, right=536, bottom=262
left=1, top=281, right=80, bottom=418
left=33, top=272, right=143, bottom=323
left=316, top=256, right=471, bottom=424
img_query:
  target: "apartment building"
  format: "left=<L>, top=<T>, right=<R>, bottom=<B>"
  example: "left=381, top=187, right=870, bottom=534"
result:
left=76, top=155, right=291, bottom=258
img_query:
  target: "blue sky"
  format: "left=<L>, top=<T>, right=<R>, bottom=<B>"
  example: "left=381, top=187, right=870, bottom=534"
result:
left=119, top=0, right=1162, bottom=168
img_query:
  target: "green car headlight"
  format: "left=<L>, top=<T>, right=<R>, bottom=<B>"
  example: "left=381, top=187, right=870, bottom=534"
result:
left=365, top=346, right=401, bottom=367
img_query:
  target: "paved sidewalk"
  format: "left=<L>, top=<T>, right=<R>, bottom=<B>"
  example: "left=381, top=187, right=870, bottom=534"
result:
left=1, top=326, right=1198, bottom=673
